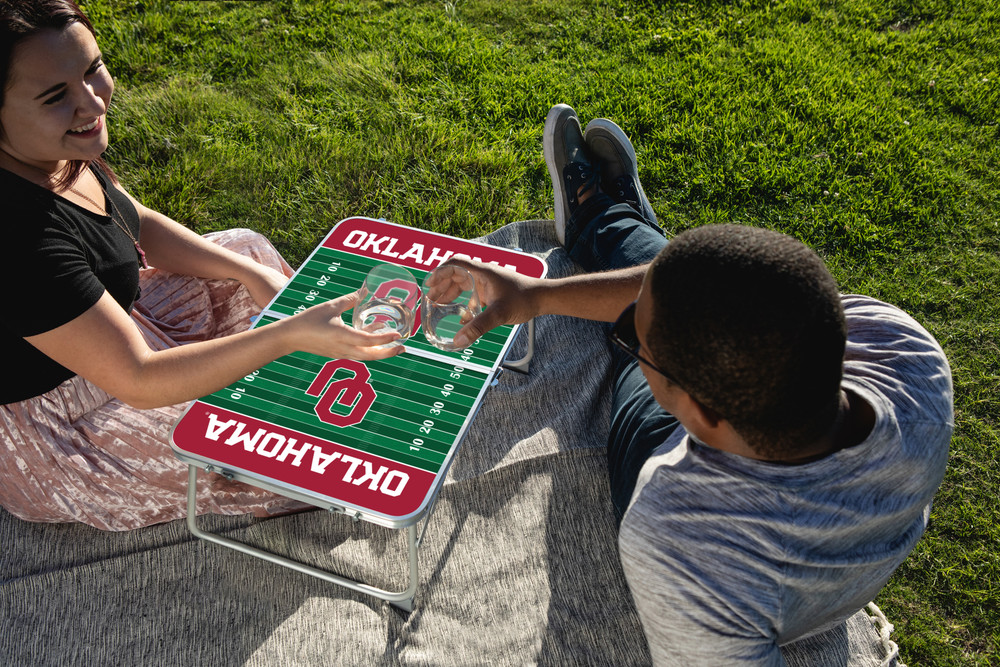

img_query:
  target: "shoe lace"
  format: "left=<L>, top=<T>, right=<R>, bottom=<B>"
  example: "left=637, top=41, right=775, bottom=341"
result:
left=612, top=175, right=641, bottom=208
left=563, top=162, right=601, bottom=207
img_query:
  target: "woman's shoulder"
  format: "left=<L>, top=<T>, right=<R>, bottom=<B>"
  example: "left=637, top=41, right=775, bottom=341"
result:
left=2, top=168, right=58, bottom=223
left=2, top=174, right=88, bottom=273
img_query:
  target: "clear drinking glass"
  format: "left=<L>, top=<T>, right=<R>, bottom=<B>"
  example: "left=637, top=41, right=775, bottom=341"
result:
left=421, top=265, right=482, bottom=351
left=352, top=264, right=420, bottom=347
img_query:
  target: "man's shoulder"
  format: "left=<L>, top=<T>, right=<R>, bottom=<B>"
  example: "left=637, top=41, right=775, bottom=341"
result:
left=841, top=294, right=953, bottom=428
left=841, top=294, right=944, bottom=356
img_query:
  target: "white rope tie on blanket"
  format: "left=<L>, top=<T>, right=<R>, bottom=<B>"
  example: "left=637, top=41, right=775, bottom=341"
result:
left=866, top=602, right=905, bottom=667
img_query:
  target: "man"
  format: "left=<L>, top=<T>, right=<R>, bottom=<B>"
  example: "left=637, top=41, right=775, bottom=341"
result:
left=450, top=104, right=952, bottom=664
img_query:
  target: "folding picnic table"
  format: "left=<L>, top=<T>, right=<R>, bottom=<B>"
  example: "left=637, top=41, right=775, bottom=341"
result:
left=170, top=217, right=547, bottom=611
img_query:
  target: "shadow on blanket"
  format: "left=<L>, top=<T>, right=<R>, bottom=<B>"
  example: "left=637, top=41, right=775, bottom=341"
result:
left=1, top=220, right=898, bottom=666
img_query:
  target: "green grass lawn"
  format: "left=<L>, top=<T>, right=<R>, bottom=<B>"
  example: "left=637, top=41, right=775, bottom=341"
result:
left=85, top=0, right=998, bottom=663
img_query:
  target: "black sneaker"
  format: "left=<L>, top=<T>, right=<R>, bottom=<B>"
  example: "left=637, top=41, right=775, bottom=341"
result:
left=543, top=104, right=598, bottom=245
left=584, top=118, right=658, bottom=226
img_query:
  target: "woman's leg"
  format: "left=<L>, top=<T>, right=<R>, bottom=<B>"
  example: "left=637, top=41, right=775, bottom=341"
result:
left=0, top=230, right=303, bottom=531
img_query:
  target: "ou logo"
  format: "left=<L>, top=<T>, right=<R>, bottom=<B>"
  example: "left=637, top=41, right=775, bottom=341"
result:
left=306, top=360, right=377, bottom=427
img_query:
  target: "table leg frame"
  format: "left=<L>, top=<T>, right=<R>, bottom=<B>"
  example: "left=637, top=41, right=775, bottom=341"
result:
left=185, top=465, right=418, bottom=612
left=501, top=319, right=535, bottom=374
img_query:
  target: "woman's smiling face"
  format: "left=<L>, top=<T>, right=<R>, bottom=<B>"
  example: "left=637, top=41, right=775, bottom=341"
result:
left=0, top=21, right=113, bottom=173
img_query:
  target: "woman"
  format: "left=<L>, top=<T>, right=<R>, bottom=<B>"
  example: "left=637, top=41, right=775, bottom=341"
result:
left=0, top=0, right=401, bottom=530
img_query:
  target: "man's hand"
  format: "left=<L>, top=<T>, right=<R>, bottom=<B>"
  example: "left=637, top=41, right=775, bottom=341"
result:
left=442, top=257, right=650, bottom=348
left=440, top=259, right=543, bottom=348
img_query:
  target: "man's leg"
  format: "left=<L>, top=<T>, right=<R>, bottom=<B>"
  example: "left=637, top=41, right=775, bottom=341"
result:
left=544, top=104, right=680, bottom=525
left=544, top=104, right=665, bottom=273
left=565, top=193, right=665, bottom=272
left=573, top=195, right=678, bottom=523
left=606, top=349, right=680, bottom=524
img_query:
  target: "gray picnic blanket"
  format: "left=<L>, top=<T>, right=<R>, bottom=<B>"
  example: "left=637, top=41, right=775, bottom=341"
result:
left=1, top=220, right=898, bottom=666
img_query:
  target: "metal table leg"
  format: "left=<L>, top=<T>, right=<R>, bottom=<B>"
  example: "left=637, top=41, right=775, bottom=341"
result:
left=185, top=465, right=418, bottom=612
left=502, top=319, right=535, bottom=374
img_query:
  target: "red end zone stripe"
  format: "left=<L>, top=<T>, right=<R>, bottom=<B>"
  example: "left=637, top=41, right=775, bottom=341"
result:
left=172, top=403, right=436, bottom=518
left=325, top=217, right=547, bottom=278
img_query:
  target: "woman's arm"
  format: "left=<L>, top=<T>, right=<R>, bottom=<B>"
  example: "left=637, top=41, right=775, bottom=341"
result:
left=25, top=290, right=401, bottom=409
left=127, top=191, right=287, bottom=307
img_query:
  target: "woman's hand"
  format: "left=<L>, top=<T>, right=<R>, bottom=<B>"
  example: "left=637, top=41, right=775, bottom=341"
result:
left=278, top=290, right=404, bottom=361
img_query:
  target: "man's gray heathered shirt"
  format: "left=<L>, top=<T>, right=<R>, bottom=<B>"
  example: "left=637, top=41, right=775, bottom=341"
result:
left=618, top=295, right=953, bottom=665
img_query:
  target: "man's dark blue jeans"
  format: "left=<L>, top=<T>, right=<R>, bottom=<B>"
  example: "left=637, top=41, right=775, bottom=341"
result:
left=564, top=193, right=682, bottom=526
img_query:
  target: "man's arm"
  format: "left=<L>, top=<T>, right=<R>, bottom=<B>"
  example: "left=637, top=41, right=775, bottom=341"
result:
left=444, top=258, right=649, bottom=348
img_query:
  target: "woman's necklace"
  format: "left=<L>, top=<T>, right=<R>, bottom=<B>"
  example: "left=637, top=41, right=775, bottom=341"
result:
left=0, top=151, right=147, bottom=269
left=65, top=182, right=148, bottom=269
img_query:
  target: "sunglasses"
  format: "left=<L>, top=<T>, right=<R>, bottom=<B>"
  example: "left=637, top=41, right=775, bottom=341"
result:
left=608, top=301, right=678, bottom=383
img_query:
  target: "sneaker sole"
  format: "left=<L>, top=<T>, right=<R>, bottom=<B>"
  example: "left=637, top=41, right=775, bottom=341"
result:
left=543, top=104, right=578, bottom=245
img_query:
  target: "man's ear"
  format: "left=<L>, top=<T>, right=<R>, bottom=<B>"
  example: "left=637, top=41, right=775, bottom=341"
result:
left=683, top=393, right=723, bottom=430
left=677, top=392, right=760, bottom=459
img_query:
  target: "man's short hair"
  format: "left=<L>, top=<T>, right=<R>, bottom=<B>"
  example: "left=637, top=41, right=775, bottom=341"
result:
left=647, top=224, right=847, bottom=458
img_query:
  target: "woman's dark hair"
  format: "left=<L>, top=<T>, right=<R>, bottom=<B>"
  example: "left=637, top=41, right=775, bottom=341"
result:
left=1, top=0, right=113, bottom=187
left=647, top=224, right=847, bottom=459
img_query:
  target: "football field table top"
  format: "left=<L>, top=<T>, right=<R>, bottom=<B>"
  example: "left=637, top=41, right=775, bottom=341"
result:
left=171, top=217, right=548, bottom=529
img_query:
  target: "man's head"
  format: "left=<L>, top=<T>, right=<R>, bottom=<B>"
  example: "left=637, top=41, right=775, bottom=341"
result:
left=643, top=224, right=847, bottom=459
